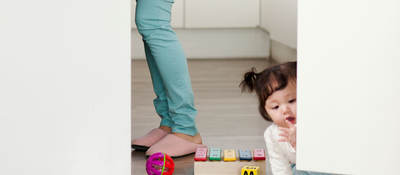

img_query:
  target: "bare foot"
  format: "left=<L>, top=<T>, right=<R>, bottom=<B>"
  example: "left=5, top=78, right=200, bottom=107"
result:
left=173, top=132, right=203, bottom=144
left=159, top=125, right=172, bottom=133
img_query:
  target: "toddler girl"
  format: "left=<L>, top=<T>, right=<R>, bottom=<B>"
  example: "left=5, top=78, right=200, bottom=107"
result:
left=240, top=61, right=328, bottom=175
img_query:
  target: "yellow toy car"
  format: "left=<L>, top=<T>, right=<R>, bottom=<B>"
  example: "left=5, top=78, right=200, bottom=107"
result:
left=241, top=165, right=260, bottom=175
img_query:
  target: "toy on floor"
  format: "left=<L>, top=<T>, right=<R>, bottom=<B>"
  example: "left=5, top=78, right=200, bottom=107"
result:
left=238, top=149, right=252, bottom=161
left=253, top=149, right=266, bottom=160
left=241, top=165, right=260, bottom=175
left=194, top=147, right=208, bottom=161
left=193, top=147, right=266, bottom=175
left=209, top=148, right=222, bottom=161
left=223, top=149, right=237, bottom=161
left=146, top=152, right=175, bottom=175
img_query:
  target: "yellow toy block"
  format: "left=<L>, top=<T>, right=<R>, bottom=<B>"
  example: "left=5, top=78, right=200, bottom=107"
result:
left=223, top=149, right=236, bottom=161
left=241, top=165, right=260, bottom=175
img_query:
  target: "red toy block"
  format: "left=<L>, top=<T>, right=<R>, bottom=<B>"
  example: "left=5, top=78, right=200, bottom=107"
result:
left=194, top=147, right=208, bottom=161
left=253, top=149, right=266, bottom=160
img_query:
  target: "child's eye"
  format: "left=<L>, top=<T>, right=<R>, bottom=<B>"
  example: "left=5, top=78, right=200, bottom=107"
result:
left=272, top=106, right=279, bottom=110
left=289, top=98, right=296, bottom=103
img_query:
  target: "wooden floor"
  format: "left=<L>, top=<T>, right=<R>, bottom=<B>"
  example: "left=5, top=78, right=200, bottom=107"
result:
left=131, top=59, right=274, bottom=175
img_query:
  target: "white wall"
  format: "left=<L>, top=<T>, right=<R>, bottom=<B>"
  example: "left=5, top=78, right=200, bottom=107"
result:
left=298, top=0, right=400, bottom=174
left=260, top=0, right=297, bottom=48
left=0, top=0, right=131, bottom=175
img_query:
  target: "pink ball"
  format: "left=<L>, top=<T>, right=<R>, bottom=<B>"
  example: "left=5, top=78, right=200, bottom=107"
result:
left=146, top=152, right=175, bottom=175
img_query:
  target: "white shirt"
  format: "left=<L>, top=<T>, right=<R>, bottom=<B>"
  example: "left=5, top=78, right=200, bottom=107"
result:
left=264, top=124, right=296, bottom=175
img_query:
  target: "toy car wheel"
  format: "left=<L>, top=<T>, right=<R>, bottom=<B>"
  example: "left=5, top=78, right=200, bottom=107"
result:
left=250, top=172, right=254, bottom=175
left=244, top=172, right=248, bottom=175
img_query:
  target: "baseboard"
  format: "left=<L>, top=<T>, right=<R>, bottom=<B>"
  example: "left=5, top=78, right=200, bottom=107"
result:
left=132, top=28, right=270, bottom=59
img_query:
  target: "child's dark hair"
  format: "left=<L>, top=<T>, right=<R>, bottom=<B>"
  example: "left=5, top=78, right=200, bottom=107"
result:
left=240, top=61, right=297, bottom=121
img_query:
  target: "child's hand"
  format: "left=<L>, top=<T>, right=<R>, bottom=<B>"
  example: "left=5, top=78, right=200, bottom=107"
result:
left=278, top=120, right=296, bottom=150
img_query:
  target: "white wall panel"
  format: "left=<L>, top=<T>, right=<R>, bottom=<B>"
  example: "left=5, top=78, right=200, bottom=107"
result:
left=185, top=0, right=259, bottom=28
left=0, top=0, right=131, bottom=174
left=260, top=0, right=297, bottom=48
left=298, top=0, right=400, bottom=174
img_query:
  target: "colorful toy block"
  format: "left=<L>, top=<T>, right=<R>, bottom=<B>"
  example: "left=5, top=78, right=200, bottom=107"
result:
left=209, top=148, right=222, bottom=161
left=253, top=149, right=265, bottom=160
left=223, top=149, right=237, bottom=161
left=238, top=149, right=252, bottom=161
left=194, top=147, right=208, bottom=161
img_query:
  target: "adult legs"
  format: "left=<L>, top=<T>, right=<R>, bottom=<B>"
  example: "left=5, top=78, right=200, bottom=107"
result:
left=133, top=0, right=202, bottom=155
left=143, top=40, right=174, bottom=129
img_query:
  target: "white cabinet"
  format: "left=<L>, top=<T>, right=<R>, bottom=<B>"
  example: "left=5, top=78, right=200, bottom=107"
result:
left=185, top=0, right=260, bottom=28
left=131, top=0, right=184, bottom=28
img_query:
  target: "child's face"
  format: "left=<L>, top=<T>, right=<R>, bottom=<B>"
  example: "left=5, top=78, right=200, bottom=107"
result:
left=265, top=82, right=297, bottom=128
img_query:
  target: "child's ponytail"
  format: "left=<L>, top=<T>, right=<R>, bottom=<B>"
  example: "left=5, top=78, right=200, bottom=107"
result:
left=240, top=67, right=258, bottom=92
left=240, top=62, right=297, bottom=122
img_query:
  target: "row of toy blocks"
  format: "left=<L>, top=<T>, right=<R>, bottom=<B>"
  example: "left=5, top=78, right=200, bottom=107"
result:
left=194, top=147, right=266, bottom=161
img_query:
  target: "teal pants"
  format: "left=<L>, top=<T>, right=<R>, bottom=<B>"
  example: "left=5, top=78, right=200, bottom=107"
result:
left=291, top=164, right=332, bottom=175
left=135, top=0, right=198, bottom=136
